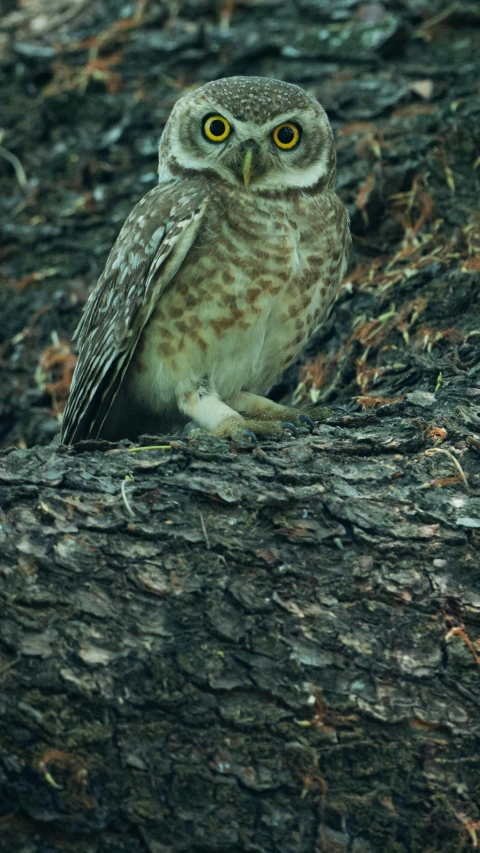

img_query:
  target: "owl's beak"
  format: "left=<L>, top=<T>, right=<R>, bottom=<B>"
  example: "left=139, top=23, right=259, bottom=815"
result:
left=242, top=149, right=253, bottom=188
left=230, top=140, right=262, bottom=188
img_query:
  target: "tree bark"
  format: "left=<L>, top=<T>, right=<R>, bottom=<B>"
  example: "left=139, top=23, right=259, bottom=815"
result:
left=1, top=416, right=479, bottom=853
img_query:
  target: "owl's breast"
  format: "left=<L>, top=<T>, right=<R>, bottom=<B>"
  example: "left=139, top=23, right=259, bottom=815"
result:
left=202, top=189, right=310, bottom=280
left=129, top=188, right=345, bottom=411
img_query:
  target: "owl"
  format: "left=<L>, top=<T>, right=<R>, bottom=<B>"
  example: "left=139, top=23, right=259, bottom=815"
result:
left=61, top=76, right=350, bottom=444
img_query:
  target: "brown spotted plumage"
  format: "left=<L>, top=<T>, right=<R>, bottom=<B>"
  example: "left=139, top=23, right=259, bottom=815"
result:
left=61, top=77, right=350, bottom=444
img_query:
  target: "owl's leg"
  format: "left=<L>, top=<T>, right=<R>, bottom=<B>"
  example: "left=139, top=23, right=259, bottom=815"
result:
left=228, top=392, right=314, bottom=430
left=179, top=387, right=242, bottom=432
left=178, top=382, right=299, bottom=439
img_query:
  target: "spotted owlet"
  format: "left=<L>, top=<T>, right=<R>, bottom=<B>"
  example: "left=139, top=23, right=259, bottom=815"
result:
left=61, top=76, right=350, bottom=444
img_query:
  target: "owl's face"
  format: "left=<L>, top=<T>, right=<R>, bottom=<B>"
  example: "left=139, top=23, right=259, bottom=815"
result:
left=159, top=77, right=336, bottom=193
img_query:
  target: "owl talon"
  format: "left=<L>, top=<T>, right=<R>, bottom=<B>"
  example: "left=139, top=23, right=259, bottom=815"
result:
left=280, top=421, right=298, bottom=434
left=299, top=414, right=315, bottom=430
left=232, top=429, right=258, bottom=444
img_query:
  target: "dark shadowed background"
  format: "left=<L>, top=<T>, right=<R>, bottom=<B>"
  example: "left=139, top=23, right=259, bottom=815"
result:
left=0, top=0, right=479, bottom=448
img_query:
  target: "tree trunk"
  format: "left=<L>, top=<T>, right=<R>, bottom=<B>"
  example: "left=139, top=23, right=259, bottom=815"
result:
left=1, top=417, right=479, bottom=853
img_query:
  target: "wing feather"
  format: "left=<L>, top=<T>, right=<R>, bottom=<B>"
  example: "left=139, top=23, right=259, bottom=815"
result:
left=61, top=181, right=208, bottom=444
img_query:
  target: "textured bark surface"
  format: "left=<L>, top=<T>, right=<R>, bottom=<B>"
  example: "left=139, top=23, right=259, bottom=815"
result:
left=1, top=411, right=480, bottom=853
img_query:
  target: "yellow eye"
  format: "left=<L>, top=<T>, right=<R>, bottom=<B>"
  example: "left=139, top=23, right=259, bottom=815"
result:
left=203, top=114, right=231, bottom=143
left=272, top=122, right=301, bottom=150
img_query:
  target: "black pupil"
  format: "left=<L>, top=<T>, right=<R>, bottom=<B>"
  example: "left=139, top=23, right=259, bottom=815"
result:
left=210, top=119, right=226, bottom=137
left=278, top=125, right=295, bottom=144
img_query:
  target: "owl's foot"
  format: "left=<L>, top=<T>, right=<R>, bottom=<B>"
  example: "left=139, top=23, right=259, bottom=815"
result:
left=183, top=416, right=299, bottom=442
left=228, top=392, right=314, bottom=430
left=278, top=409, right=314, bottom=430
left=179, top=386, right=313, bottom=442
left=212, top=415, right=299, bottom=440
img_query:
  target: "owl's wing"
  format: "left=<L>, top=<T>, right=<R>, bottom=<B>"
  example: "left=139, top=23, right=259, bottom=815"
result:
left=61, top=181, right=208, bottom=444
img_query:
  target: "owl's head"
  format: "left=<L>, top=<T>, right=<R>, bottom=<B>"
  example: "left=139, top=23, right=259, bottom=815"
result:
left=159, top=77, right=336, bottom=194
